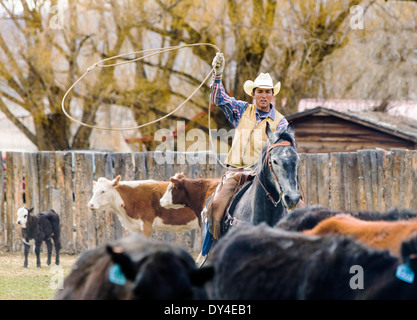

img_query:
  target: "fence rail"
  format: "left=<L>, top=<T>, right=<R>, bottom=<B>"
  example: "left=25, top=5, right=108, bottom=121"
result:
left=0, top=149, right=416, bottom=253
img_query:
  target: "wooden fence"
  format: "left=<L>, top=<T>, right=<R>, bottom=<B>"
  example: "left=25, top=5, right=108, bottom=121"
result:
left=0, top=148, right=416, bottom=253
left=298, top=149, right=417, bottom=212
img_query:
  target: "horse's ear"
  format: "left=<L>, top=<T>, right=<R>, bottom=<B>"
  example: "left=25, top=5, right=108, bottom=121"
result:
left=287, top=122, right=295, bottom=136
left=286, top=123, right=295, bottom=140
left=266, top=122, right=275, bottom=144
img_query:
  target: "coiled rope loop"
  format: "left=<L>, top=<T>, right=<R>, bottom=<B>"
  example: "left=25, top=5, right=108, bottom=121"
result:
left=61, top=43, right=220, bottom=131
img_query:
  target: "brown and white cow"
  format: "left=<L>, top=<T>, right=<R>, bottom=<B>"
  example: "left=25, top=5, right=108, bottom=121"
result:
left=159, top=172, right=219, bottom=223
left=88, top=176, right=199, bottom=237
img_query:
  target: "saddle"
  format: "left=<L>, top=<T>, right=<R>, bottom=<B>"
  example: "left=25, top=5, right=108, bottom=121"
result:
left=221, top=172, right=254, bottom=234
left=201, top=172, right=254, bottom=257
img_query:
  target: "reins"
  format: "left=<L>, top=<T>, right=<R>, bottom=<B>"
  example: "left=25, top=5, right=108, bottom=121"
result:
left=256, top=140, right=292, bottom=207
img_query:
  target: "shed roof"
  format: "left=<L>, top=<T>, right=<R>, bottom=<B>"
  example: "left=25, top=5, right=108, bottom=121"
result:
left=287, top=106, right=417, bottom=143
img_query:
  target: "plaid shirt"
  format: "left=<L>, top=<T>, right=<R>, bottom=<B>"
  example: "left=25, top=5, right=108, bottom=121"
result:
left=210, top=73, right=288, bottom=130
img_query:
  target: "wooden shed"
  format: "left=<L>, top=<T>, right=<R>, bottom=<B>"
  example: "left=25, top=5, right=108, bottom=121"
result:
left=287, top=107, right=417, bottom=154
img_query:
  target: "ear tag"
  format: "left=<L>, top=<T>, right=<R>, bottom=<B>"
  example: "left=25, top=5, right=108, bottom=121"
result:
left=396, top=263, right=415, bottom=284
left=109, top=263, right=127, bottom=286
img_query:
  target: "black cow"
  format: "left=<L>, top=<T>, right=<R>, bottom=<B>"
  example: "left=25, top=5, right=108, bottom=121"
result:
left=16, top=207, right=61, bottom=268
left=205, top=223, right=417, bottom=300
left=276, top=205, right=417, bottom=232
left=55, top=233, right=214, bottom=300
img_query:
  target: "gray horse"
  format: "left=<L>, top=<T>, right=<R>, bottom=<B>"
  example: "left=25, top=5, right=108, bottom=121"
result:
left=199, top=123, right=300, bottom=263
left=227, top=122, right=300, bottom=229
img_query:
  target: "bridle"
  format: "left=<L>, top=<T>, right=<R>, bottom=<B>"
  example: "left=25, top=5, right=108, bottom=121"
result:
left=256, top=140, right=292, bottom=207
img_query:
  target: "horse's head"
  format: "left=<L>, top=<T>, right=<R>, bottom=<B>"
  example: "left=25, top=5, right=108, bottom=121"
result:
left=262, top=122, right=300, bottom=210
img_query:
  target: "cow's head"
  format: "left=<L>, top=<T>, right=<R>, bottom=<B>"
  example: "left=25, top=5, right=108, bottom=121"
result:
left=16, top=207, right=34, bottom=228
left=159, top=172, right=186, bottom=209
left=88, top=176, right=122, bottom=210
left=106, top=244, right=214, bottom=300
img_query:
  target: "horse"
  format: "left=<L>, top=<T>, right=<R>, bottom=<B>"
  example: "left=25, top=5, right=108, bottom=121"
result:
left=227, top=122, right=300, bottom=228
left=200, top=123, right=300, bottom=261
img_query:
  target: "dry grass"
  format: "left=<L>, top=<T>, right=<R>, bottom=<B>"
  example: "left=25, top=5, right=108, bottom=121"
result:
left=0, top=251, right=80, bottom=300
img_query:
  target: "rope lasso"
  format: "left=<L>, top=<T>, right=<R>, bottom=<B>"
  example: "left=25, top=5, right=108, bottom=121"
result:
left=61, top=42, right=250, bottom=170
left=61, top=43, right=220, bottom=131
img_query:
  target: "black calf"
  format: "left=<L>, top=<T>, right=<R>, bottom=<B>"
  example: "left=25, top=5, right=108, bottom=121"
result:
left=16, top=207, right=61, bottom=268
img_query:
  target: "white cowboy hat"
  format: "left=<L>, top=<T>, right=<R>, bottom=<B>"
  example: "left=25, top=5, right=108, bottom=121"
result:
left=243, top=73, right=281, bottom=96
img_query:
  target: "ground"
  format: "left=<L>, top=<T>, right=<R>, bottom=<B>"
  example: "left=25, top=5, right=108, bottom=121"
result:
left=0, top=251, right=80, bottom=300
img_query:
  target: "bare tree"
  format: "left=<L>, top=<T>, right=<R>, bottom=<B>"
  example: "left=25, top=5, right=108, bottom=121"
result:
left=0, top=0, right=414, bottom=152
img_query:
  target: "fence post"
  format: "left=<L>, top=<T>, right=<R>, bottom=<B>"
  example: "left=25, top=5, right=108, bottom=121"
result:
left=0, top=151, right=4, bottom=248
left=93, top=152, right=115, bottom=246
left=316, top=153, right=330, bottom=208
left=73, top=152, right=94, bottom=251
left=38, top=152, right=51, bottom=212
left=410, top=151, right=417, bottom=210
left=348, top=152, right=360, bottom=211
left=5, top=153, right=14, bottom=251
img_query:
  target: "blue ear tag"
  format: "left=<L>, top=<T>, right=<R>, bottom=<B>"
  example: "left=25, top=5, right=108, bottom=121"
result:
left=396, top=263, right=415, bottom=284
left=109, top=264, right=127, bottom=286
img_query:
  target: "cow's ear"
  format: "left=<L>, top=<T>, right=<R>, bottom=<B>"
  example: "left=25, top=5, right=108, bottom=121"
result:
left=189, top=265, right=214, bottom=287
left=112, top=175, right=121, bottom=187
left=93, top=180, right=97, bottom=186
left=28, top=207, right=34, bottom=214
left=106, top=245, right=136, bottom=281
left=169, top=177, right=179, bottom=185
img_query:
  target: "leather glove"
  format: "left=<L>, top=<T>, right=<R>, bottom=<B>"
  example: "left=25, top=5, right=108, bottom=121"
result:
left=212, top=52, right=225, bottom=75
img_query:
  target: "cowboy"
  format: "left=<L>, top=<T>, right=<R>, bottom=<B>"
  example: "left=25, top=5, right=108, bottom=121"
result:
left=206, top=52, right=294, bottom=240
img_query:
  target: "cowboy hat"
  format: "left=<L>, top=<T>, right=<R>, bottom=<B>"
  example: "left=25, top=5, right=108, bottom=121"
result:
left=243, top=73, right=281, bottom=96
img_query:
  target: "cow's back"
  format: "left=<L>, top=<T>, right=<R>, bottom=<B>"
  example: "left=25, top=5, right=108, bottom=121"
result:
left=304, top=215, right=417, bottom=256
left=205, top=223, right=398, bottom=300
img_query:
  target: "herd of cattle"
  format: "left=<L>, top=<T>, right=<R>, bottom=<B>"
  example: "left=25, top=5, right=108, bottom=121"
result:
left=14, top=173, right=417, bottom=299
